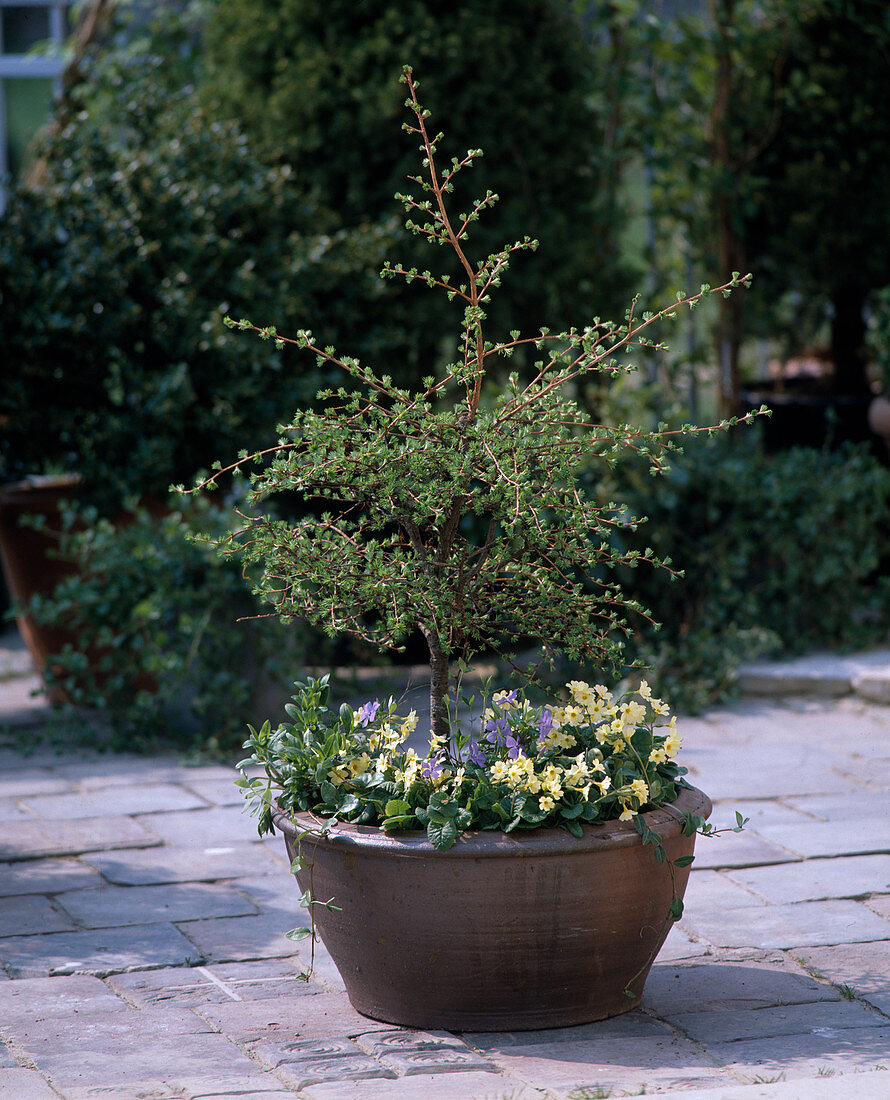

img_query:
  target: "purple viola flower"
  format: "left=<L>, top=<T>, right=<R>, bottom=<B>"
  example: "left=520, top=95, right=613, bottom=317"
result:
left=357, top=700, right=380, bottom=728
left=505, top=734, right=524, bottom=760
left=467, top=740, right=486, bottom=766
left=421, top=757, right=443, bottom=780
left=537, top=709, right=553, bottom=739
left=484, top=717, right=512, bottom=745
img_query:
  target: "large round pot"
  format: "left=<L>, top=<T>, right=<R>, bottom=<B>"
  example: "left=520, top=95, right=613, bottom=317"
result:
left=273, top=784, right=711, bottom=1031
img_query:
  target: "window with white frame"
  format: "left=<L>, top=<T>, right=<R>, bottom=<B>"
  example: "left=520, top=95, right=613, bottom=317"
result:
left=0, top=1, right=70, bottom=200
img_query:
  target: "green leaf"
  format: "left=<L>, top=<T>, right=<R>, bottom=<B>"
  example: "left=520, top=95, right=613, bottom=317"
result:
left=285, top=926, right=312, bottom=941
left=427, top=817, right=459, bottom=850
left=384, top=798, right=412, bottom=817
left=669, top=897, right=684, bottom=921
left=673, top=854, right=695, bottom=868
left=564, top=819, right=583, bottom=838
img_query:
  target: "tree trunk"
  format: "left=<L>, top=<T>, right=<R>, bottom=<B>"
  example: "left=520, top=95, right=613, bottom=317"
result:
left=830, top=283, right=869, bottom=395
left=420, top=627, right=451, bottom=743
left=711, top=0, right=746, bottom=418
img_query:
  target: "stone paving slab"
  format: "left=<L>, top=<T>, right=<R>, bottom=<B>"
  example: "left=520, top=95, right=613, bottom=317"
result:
left=686, top=830, right=802, bottom=870
left=175, top=914, right=306, bottom=965
left=107, top=960, right=318, bottom=1008
left=192, top=991, right=393, bottom=1044
left=707, top=1025, right=890, bottom=1082
left=794, top=941, right=890, bottom=1016
left=641, top=957, right=841, bottom=1015
left=0, top=973, right=124, bottom=1017
left=300, top=1070, right=538, bottom=1099
left=20, top=783, right=210, bottom=819
left=667, top=998, right=887, bottom=1043
left=680, top=899, right=890, bottom=950
left=134, top=806, right=263, bottom=847
left=725, top=854, right=890, bottom=904
left=0, top=771, right=74, bottom=798
left=0, top=922, right=203, bottom=977
left=0, top=856, right=104, bottom=896
left=665, top=1068, right=890, bottom=1099
left=754, top=819, right=890, bottom=860
left=782, top=792, right=890, bottom=820
left=55, top=882, right=257, bottom=928
left=0, top=815, right=162, bottom=860
left=0, top=892, right=77, bottom=936
left=33, top=1031, right=263, bottom=1094
left=172, top=1075, right=297, bottom=1100
left=0, top=797, right=31, bottom=821
left=83, top=842, right=288, bottom=885
left=478, top=1032, right=732, bottom=1095
left=0, top=1068, right=60, bottom=1099
left=683, top=869, right=765, bottom=912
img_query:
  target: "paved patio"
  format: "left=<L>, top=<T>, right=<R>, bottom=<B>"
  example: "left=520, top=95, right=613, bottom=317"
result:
left=1, top=639, right=890, bottom=1099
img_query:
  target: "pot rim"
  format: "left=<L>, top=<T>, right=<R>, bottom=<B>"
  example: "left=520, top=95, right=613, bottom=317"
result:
left=271, top=783, right=711, bottom=859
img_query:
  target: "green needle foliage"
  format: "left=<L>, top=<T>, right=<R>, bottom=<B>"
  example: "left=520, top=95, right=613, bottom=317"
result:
left=193, top=68, right=758, bottom=740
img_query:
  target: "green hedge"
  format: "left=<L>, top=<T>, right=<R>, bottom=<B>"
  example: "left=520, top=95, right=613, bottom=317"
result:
left=608, top=437, right=890, bottom=711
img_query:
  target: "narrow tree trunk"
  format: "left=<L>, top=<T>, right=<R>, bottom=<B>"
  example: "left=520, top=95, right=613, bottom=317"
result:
left=831, top=283, right=869, bottom=395
left=711, top=0, right=745, bottom=418
left=420, top=626, right=451, bottom=743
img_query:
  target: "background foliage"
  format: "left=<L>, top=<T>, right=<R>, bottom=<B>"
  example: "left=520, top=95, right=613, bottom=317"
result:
left=1, top=0, right=889, bottom=751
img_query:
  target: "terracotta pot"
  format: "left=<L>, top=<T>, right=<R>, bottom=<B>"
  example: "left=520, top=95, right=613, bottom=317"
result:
left=0, top=476, right=83, bottom=695
left=273, top=784, right=711, bottom=1031
left=0, top=475, right=159, bottom=701
left=868, top=395, right=890, bottom=453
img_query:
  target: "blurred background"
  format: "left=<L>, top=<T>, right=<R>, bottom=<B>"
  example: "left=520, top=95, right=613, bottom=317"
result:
left=1, top=0, right=888, bottom=755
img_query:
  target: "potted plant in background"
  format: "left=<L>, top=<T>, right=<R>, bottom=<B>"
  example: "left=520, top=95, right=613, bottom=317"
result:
left=0, top=7, right=381, bottom=709
left=198, top=68, right=754, bottom=1029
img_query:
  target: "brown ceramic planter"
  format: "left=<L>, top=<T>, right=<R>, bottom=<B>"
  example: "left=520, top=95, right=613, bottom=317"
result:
left=0, top=476, right=83, bottom=697
left=273, top=784, right=711, bottom=1031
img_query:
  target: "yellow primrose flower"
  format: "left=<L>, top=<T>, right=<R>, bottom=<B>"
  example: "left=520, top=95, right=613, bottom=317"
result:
left=630, top=778, right=649, bottom=804
left=507, top=759, right=533, bottom=789
left=594, top=684, right=612, bottom=700
left=539, top=795, right=556, bottom=813
left=525, top=772, right=542, bottom=794
left=563, top=704, right=584, bottom=726
left=349, top=752, right=371, bottom=776
left=637, top=680, right=653, bottom=700
left=649, top=746, right=668, bottom=764
left=368, top=734, right=381, bottom=751
left=652, top=699, right=670, bottom=717
left=551, top=706, right=566, bottom=729
left=663, top=717, right=681, bottom=756
left=597, top=775, right=612, bottom=793
left=490, top=760, right=511, bottom=783
left=619, top=700, right=646, bottom=726
left=327, top=765, right=350, bottom=787
left=586, top=699, right=610, bottom=721
left=618, top=806, right=635, bottom=822
left=567, top=680, right=595, bottom=706
left=400, top=711, right=418, bottom=735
